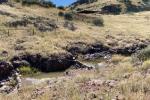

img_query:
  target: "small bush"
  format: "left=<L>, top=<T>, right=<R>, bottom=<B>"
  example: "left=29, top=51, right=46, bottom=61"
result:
left=64, top=21, right=77, bottom=31
left=19, top=66, right=39, bottom=75
left=92, top=17, right=104, bottom=26
left=21, top=0, right=56, bottom=7
left=22, top=0, right=38, bottom=5
left=140, top=60, right=150, bottom=71
left=58, top=11, right=64, bottom=17
left=14, top=0, right=20, bottom=2
left=57, top=6, right=65, bottom=10
left=40, top=0, right=56, bottom=8
left=136, top=46, right=150, bottom=61
left=64, top=13, right=73, bottom=21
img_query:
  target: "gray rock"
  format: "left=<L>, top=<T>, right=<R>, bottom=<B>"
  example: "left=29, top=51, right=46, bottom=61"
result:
left=97, top=62, right=107, bottom=68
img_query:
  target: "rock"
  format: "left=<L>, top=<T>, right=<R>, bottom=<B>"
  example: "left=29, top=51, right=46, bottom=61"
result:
left=0, top=61, right=13, bottom=80
left=0, top=70, right=21, bottom=94
left=73, top=60, right=92, bottom=69
left=101, top=4, right=122, bottom=15
left=123, top=73, right=131, bottom=79
left=14, top=71, right=22, bottom=88
left=87, top=79, right=105, bottom=86
left=88, top=92, right=97, bottom=99
left=67, top=41, right=149, bottom=59
left=115, top=94, right=125, bottom=100
left=97, top=62, right=107, bottom=68
left=0, top=50, right=8, bottom=57
left=104, top=80, right=117, bottom=88
left=0, top=85, right=11, bottom=93
left=12, top=60, right=30, bottom=68
left=63, top=21, right=77, bottom=31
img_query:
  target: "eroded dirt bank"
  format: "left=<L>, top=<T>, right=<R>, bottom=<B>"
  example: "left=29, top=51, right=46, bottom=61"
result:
left=1, top=39, right=150, bottom=77
left=0, top=39, right=150, bottom=94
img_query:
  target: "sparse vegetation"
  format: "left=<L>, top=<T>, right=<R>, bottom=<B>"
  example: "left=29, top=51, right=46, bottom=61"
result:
left=19, top=66, right=39, bottom=76
left=140, top=60, right=150, bottom=71
left=21, top=0, right=56, bottom=7
left=0, top=0, right=150, bottom=100
left=136, top=46, right=150, bottom=61
left=76, top=0, right=98, bottom=5
left=92, top=17, right=104, bottom=26
left=64, top=13, right=73, bottom=21
left=64, top=21, right=77, bottom=31
left=58, top=11, right=64, bottom=17
left=57, top=6, right=65, bottom=10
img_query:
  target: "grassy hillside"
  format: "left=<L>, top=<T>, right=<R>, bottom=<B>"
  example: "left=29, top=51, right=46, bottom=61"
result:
left=0, top=1, right=150, bottom=100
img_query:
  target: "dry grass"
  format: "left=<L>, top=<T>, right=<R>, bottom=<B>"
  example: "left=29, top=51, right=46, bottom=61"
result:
left=1, top=56, right=150, bottom=100
left=0, top=4, right=150, bottom=58
left=0, top=3, right=150, bottom=100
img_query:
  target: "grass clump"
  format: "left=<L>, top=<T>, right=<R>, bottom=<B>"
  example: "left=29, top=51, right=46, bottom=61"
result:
left=140, top=60, right=150, bottom=71
left=136, top=46, right=150, bottom=61
left=58, top=11, right=64, bottom=17
left=57, top=6, right=65, bottom=10
left=92, top=17, right=104, bottom=26
left=117, top=73, right=150, bottom=99
left=19, top=66, right=39, bottom=76
left=21, top=0, right=56, bottom=7
left=64, top=13, right=73, bottom=21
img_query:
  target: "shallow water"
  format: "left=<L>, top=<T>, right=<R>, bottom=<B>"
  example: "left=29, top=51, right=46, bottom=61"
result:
left=23, top=71, right=65, bottom=79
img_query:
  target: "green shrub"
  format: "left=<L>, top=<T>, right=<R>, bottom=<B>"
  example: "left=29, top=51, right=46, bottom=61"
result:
left=13, top=0, right=20, bottom=2
left=58, top=11, right=64, bottom=17
left=64, top=13, right=73, bottom=21
left=57, top=6, right=65, bottom=10
left=22, top=0, right=38, bottom=5
left=140, top=60, right=150, bottom=71
left=76, top=0, right=98, bottom=4
left=21, top=0, right=56, bottom=7
left=92, top=17, right=104, bottom=26
left=136, top=46, right=150, bottom=61
left=40, top=0, right=56, bottom=8
left=19, top=66, right=39, bottom=75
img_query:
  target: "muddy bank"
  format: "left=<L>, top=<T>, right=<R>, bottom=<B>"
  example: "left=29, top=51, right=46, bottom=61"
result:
left=11, top=53, right=75, bottom=72
left=0, top=39, right=149, bottom=79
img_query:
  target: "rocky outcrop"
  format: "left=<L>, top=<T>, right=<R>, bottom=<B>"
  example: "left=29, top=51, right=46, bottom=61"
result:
left=72, top=0, right=150, bottom=15
left=101, top=4, right=122, bottom=15
left=67, top=42, right=109, bottom=55
left=67, top=41, right=150, bottom=60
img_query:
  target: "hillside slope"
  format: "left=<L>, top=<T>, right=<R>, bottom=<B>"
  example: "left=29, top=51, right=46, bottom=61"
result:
left=0, top=2, right=150, bottom=100
left=71, top=0, right=150, bottom=14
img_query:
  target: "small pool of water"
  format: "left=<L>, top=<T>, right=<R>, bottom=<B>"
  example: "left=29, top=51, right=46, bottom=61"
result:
left=23, top=71, right=65, bottom=79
